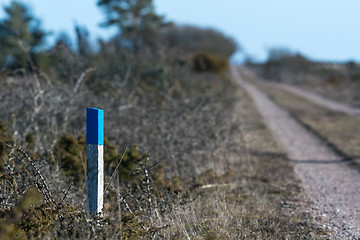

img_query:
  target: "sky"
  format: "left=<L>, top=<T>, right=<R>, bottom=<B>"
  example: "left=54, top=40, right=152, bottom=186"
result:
left=1, top=0, right=359, bottom=62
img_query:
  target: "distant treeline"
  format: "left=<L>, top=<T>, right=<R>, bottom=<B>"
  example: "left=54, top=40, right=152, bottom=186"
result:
left=0, top=0, right=238, bottom=92
left=246, top=48, right=360, bottom=84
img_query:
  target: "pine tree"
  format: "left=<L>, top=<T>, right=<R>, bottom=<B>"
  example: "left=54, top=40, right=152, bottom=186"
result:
left=98, top=0, right=167, bottom=52
left=0, top=1, right=47, bottom=70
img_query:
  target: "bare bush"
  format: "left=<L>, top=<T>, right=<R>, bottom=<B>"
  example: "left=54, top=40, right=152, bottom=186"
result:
left=162, top=25, right=238, bottom=59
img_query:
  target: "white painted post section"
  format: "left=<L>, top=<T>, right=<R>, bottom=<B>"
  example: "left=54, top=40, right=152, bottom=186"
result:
left=86, top=107, right=104, bottom=215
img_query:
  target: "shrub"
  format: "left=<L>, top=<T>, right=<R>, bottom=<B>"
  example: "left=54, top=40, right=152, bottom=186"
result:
left=53, top=134, right=86, bottom=185
left=25, top=133, right=35, bottom=150
left=0, top=120, right=12, bottom=171
left=192, top=52, right=229, bottom=73
left=326, top=75, right=342, bottom=85
left=0, top=187, right=43, bottom=240
left=100, top=139, right=147, bottom=183
left=162, top=25, right=238, bottom=59
left=113, top=145, right=147, bottom=183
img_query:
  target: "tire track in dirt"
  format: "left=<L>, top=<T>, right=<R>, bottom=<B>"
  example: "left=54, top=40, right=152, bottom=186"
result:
left=273, top=83, right=360, bottom=116
left=231, top=66, right=360, bottom=239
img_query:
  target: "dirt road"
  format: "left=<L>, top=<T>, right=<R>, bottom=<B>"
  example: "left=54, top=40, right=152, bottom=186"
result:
left=273, top=83, right=360, bottom=116
left=232, top=66, right=360, bottom=238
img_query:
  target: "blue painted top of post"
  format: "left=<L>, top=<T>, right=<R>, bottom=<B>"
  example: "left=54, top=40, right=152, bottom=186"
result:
left=86, top=107, right=104, bottom=145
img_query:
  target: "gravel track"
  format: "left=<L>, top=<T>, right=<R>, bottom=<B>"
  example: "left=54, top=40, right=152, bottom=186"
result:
left=232, top=67, right=360, bottom=239
left=273, top=83, right=360, bottom=116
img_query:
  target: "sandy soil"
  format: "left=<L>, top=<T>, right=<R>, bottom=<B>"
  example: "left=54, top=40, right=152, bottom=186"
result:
left=232, top=66, right=360, bottom=239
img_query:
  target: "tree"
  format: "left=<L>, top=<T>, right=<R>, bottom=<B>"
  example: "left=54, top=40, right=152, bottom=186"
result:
left=55, top=31, right=73, bottom=49
left=0, top=1, right=47, bottom=70
left=75, top=25, right=92, bottom=58
left=162, top=25, right=238, bottom=59
left=97, top=0, right=168, bottom=52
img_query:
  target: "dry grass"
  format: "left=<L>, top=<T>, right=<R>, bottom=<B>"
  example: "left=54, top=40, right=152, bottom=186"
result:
left=299, top=77, right=360, bottom=108
left=149, top=86, right=329, bottom=239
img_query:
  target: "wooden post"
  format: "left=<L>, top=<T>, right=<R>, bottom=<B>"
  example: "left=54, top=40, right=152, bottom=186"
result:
left=86, top=107, right=104, bottom=215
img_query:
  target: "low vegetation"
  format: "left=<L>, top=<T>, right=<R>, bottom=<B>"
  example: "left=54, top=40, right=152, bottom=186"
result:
left=192, top=52, right=229, bottom=73
left=0, top=84, right=329, bottom=239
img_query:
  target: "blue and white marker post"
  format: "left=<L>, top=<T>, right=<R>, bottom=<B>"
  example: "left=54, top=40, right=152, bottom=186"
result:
left=86, top=107, right=104, bottom=215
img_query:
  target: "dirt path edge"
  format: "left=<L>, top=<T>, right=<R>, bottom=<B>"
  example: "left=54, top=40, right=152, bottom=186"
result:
left=232, top=66, right=360, bottom=239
